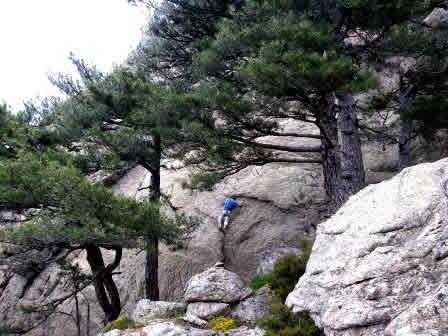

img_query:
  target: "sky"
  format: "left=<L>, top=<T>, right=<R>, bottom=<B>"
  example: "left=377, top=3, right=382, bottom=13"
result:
left=0, top=0, right=149, bottom=111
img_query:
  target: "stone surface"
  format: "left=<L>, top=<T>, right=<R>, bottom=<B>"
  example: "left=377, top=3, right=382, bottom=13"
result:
left=256, top=248, right=302, bottom=277
left=223, top=327, right=265, bottom=336
left=186, top=302, right=230, bottom=320
left=132, top=299, right=186, bottom=324
left=99, top=322, right=265, bottom=336
left=182, top=312, right=208, bottom=328
left=231, top=285, right=272, bottom=322
left=423, top=8, right=448, bottom=28
left=100, top=320, right=217, bottom=336
left=286, top=158, right=448, bottom=336
left=184, top=267, right=252, bottom=303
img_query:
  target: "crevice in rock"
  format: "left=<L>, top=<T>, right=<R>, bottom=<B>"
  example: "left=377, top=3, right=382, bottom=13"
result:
left=235, top=220, right=264, bottom=245
left=343, top=276, right=376, bottom=288
left=0, top=272, right=13, bottom=299
left=19, top=272, right=39, bottom=299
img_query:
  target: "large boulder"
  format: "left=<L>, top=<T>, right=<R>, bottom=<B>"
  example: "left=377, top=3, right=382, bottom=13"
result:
left=186, top=303, right=231, bottom=321
left=286, top=158, right=448, bottom=336
left=184, top=267, right=252, bottom=303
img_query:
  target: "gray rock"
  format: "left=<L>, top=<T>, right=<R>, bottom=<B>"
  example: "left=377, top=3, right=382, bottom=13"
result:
left=132, top=299, right=186, bottom=324
left=223, top=327, right=265, bottom=336
left=182, top=312, right=209, bottom=328
left=286, top=158, right=448, bottom=336
left=256, top=248, right=302, bottom=277
left=423, top=8, right=448, bottom=28
left=101, top=320, right=217, bottom=336
left=187, top=302, right=230, bottom=320
left=231, top=285, right=272, bottom=322
left=184, top=267, right=252, bottom=303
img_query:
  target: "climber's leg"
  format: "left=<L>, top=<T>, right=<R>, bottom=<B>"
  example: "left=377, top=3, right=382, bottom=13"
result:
left=217, top=213, right=224, bottom=231
left=223, top=214, right=230, bottom=232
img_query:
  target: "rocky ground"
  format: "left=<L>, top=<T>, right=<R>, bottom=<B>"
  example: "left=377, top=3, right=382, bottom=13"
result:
left=98, top=266, right=268, bottom=336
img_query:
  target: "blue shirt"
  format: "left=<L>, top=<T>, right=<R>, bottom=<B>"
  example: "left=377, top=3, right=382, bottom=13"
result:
left=223, top=198, right=240, bottom=212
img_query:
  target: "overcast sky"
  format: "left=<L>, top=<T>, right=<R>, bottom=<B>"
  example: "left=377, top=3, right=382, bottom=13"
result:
left=0, top=0, right=149, bottom=111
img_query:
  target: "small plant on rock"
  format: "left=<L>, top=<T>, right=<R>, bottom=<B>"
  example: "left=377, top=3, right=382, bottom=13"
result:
left=103, top=316, right=136, bottom=333
left=208, top=317, right=237, bottom=332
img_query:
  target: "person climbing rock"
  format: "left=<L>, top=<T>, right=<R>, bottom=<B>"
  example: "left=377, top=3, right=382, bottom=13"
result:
left=218, top=197, right=244, bottom=232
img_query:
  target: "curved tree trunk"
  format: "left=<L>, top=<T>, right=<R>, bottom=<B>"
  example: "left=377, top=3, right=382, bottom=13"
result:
left=85, top=245, right=122, bottom=324
left=337, top=93, right=366, bottom=195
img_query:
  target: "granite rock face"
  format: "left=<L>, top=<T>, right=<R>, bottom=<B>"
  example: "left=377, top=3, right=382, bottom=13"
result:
left=184, top=267, right=252, bottom=303
left=286, top=158, right=448, bottom=336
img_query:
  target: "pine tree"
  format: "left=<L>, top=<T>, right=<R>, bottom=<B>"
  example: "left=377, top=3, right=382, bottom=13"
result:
left=47, top=56, right=201, bottom=300
left=184, top=0, right=443, bottom=211
left=0, top=103, right=196, bottom=327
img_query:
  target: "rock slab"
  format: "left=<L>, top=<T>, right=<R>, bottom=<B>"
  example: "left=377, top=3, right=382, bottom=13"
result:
left=286, top=158, right=448, bottom=336
left=184, top=267, right=252, bottom=303
left=186, top=302, right=231, bottom=320
left=132, top=299, right=186, bottom=324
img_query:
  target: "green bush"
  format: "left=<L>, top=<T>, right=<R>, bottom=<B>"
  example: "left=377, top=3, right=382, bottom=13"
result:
left=248, top=273, right=275, bottom=291
left=103, top=316, right=136, bottom=333
left=250, top=239, right=313, bottom=301
left=208, top=317, right=238, bottom=332
left=258, top=298, right=324, bottom=336
left=254, top=240, right=324, bottom=335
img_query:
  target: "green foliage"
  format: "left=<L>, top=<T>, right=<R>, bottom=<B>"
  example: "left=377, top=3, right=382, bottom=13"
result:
left=208, top=317, right=238, bottom=332
left=103, top=316, right=136, bottom=333
left=252, top=240, right=323, bottom=335
left=248, top=273, right=276, bottom=291
left=0, top=324, right=26, bottom=334
left=182, top=172, right=223, bottom=191
left=257, top=298, right=324, bottom=336
left=249, top=240, right=313, bottom=301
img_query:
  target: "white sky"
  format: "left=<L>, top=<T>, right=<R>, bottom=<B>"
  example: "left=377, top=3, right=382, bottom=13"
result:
left=0, top=0, right=149, bottom=111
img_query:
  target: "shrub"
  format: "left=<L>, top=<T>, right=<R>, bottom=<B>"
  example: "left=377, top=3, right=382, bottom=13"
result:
left=254, top=240, right=324, bottom=335
left=250, top=239, right=313, bottom=301
left=257, top=297, right=324, bottom=336
left=208, top=317, right=237, bottom=332
left=103, top=316, right=136, bottom=333
left=248, top=273, right=275, bottom=291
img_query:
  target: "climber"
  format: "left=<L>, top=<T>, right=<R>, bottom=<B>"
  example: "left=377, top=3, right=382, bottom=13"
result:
left=218, top=197, right=244, bottom=232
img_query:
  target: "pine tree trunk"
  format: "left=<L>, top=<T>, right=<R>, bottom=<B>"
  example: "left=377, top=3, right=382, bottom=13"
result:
left=145, top=134, right=161, bottom=300
left=399, top=120, right=413, bottom=171
left=398, top=90, right=413, bottom=171
left=145, top=234, right=159, bottom=300
left=85, top=245, right=121, bottom=323
left=337, top=93, right=366, bottom=195
left=319, top=108, right=345, bottom=214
